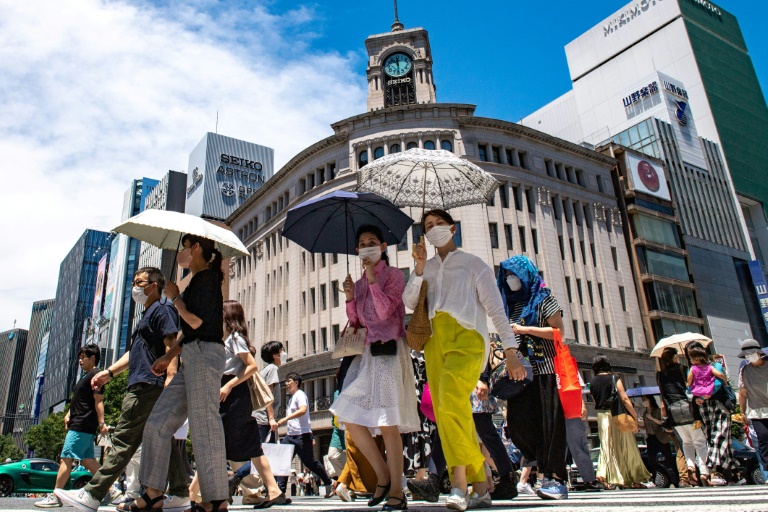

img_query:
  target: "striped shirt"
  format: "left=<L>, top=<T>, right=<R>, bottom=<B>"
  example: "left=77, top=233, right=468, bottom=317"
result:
left=510, top=295, right=562, bottom=375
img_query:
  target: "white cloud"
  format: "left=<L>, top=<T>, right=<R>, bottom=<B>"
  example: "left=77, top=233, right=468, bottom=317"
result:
left=0, top=0, right=367, bottom=329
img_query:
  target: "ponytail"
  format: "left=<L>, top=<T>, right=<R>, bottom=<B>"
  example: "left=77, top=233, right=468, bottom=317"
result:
left=208, top=247, right=224, bottom=283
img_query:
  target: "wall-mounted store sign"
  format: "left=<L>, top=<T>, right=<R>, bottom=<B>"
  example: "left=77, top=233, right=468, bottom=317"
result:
left=186, top=167, right=203, bottom=195
left=663, top=80, right=689, bottom=99
left=604, top=0, right=664, bottom=37
left=748, top=260, right=768, bottom=334
left=622, top=81, right=659, bottom=107
left=217, top=153, right=265, bottom=198
left=626, top=152, right=671, bottom=201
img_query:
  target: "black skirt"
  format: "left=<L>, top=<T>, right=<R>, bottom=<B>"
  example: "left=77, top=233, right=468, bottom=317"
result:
left=220, top=374, right=264, bottom=461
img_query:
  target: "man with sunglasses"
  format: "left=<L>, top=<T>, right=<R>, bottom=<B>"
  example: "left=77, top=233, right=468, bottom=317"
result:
left=57, top=267, right=190, bottom=512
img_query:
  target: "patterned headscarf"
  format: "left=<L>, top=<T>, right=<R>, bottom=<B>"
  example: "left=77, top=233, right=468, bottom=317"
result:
left=497, top=255, right=551, bottom=326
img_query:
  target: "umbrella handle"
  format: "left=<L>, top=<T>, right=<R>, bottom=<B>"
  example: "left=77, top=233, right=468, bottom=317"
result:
left=170, top=233, right=183, bottom=282
left=412, top=235, right=425, bottom=259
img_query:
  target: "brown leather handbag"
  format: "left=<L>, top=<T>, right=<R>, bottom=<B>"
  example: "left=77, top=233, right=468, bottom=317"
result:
left=247, top=370, right=274, bottom=412
left=406, top=281, right=431, bottom=351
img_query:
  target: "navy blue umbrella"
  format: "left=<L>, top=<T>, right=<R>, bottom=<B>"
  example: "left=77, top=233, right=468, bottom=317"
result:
left=282, top=190, right=414, bottom=273
left=625, top=386, right=660, bottom=397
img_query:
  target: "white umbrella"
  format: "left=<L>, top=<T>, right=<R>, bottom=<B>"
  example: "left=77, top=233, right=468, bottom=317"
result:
left=650, top=332, right=713, bottom=358
left=356, top=148, right=499, bottom=210
left=112, top=209, right=249, bottom=258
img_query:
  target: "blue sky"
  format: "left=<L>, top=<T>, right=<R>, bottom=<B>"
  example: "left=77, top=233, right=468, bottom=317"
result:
left=0, top=0, right=765, bottom=329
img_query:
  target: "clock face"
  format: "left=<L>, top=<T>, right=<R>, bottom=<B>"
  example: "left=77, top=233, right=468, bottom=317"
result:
left=637, top=160, right=660, bottom=192
left=384, top=53, right=412, bottom=78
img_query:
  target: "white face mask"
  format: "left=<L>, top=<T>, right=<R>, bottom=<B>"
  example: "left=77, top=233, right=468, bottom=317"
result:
left=358, top=246, right=382, bottom=263
left=279, top=351, right=288, bottom=364
left=746, top=352, right=761, bottom=364
left=132, top=286, right=149, bottom=306
left=425, top=224, right=454, bottom=248
left=506, top=275, right=522, bottom=291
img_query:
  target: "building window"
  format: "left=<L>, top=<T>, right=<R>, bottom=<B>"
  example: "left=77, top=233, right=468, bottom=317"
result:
left=572, top=320, right=579, bottom=339
left=576, top=279, right=583, bottom=304
left=631, top=214, right=681, bottom=247
left=565, top=276, right=573, bottom=302
left=583, top=205, right=593, bottom=229
left=518, top=151, right=529, bottom=169
left=636, top=247, right=689, bottom=281
left=320, top=284, right=327, bottom=311
left=587, top=281, right=594, bottom=307
left=590, top=242, right=597, bottom=267
left=563, top=199, right=572, bottom=223
left=584, top=322, right=591, bottom=343
left=406, top=141, right=418, bottom=150
left=454, top=221, right=463, bottom=247
left=574, top=205, right=582, bottom=226
left=505, top=225, right=514, bottom=250
left=558, top=236, right=565, bottom=260
left=598, top=283, right=605, bottom=308
left=492, top=146, right=501, bottom=163
left=332, top=253, right=338, bottom=264
left=302, top=333, right=307, bottom=356
left=390, top=143, right=401, bottom=154
left=423, top=140, right=435, bottom=150
left=569, top=238, right=576, bottom=263
left=401, top=267, right=410, bottom=282
left=518, top=226, right=527, bottom=253
left=398, top=232, right=408, bottom=251
left=478, top=144, right=488, bottom=162
left=374, top=146, right=385, bottom=160
left=333, top=324, right=340, bottom=345
left=320, top=253, right=326, bottom=268
left=525, top=188, right=536, bottom=214
left=595, top=324, right=602, bottom=346
left=301, top=291, right=306, bottom=315
left=499, top=185, right=509, bottom=208
left=311, top=331, right=317, bottom=354
left=644, top=281, right=697, bottom=317
left=580, top=240, right=586, bottom=263
left=553, top=198, right=562, bottom=220
left=322, top=327, right=328, bottom=351
left=332, top=281, right=339, bottom=308
left=513, top=186, right=522, bottom=211
left=597, top=175, right=605, bottom=193
left=505, top=149, right=514, bottom=165
left=545, top=159, right=555, bottom=177
left=576, top=169, right=586, bottom=187
left=310, top=287, right=316, bottom=313
left=489, top=223, right=499, bottom=249
left=627, top=327, right=635, bottom=350
left=611, top=247, right=618, bottom=271
left=606, top=325, right=612, bottom=347
left=440, top=140, right=453, bottom=151
left=531, top=228, right=539, bottom=254
left=411, top=224, right=423, bottom=247
left=619, top=286, right=627, bottom=311
left=358, top=150, right=368, bottom=167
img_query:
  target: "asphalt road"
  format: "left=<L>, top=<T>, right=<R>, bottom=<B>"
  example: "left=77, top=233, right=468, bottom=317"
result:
left=2, top=486, right=768, bottom=511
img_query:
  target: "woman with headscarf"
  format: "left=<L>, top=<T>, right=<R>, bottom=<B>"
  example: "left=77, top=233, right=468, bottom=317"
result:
left=498, top=255, right=568, bottom=501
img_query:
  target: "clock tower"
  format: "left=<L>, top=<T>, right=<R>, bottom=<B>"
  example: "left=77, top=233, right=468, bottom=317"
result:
left=365, top=6, right=437, bottom=111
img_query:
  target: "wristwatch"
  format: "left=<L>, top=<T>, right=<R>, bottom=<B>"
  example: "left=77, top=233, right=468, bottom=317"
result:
left=107, top=369, right=114, bottom=378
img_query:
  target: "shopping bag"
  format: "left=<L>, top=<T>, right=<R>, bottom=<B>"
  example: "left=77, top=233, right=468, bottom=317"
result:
left=247, top=370, right=274, bottom=412
left=260, top=439, right=295, bottom=476
left=552, top=329, right=583, bottom=419
left=332, top=322, right=366, bottom=359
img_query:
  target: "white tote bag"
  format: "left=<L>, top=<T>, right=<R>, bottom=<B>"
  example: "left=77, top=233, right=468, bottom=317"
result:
left=258, top=438, right=295, bottom=477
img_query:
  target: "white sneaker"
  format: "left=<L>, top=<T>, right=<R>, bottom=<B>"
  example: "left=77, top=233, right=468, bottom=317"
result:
left=163, top=495, right=190, bottom=511
left=101, top=488, right=122, bottom=506
left=54, top=488, right=100, bottom=512
left=446, top=487, right=469, bottom=511
left=467, top=490, right=492, bottom=509
left=710, top=474, right=727, bottom=486
left=34, top=493, right=62, bottom=508
left=335, top=482, right=352, bottom=502
left=516, top=482, right=536, bottom=495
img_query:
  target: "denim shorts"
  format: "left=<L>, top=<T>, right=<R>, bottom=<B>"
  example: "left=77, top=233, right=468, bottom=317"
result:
left=60, top=430, right=95, bottom=460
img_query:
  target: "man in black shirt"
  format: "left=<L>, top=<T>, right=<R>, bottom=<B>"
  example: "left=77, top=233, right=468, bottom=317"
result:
left=57, top=267, right=189, bottom=512
left=36, top=344, right=105, bottom=508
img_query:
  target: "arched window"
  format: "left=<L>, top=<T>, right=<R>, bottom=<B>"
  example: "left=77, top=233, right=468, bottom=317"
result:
left=390, top=144, right=401, bottom=154
left=358, top=150, right=368, bottom=167
left=374, top=146, right=385, bottom=160
left=406, top=141, right=418, bottom=150
left=440, top=140, right=453, bottom=151
left=423, top=140, right=435, bottom=150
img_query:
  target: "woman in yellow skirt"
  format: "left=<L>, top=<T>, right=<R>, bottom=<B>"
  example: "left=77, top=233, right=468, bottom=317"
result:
left=403, top=209, right=526, bottom=511
left=589, top=355, right=651, bottom=488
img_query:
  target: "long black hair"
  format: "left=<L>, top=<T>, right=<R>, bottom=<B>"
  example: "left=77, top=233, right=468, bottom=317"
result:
left=355, top=224, right=389, bottom=265
left=182, top=234, right=224, bottom=283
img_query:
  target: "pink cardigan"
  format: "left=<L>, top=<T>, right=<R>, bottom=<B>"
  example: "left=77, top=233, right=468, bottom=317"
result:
left=346, top=260, right=406, bottom=343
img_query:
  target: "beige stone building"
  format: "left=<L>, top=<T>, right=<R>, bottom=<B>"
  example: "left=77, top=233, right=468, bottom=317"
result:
left=226, top=18, right=655, bottom=452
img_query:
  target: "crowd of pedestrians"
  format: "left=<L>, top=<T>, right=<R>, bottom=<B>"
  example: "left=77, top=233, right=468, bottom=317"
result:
left=32, top=211, right=768, bottom=512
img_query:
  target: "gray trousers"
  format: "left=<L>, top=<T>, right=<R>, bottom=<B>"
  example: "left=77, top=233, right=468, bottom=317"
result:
left=565, top=418, right=595, bottom=483
left=139, top=341, right=228, bottom=502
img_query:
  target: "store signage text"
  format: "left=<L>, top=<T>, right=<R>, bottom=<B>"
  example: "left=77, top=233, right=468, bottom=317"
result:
left=387, top=77, right=411, bottom=86
left=604, top=0, right=663, bottom=37
left=662, top=80, right=689, bottom=99
left=683, top=0, right=722, bottom=17
left=217, top=153, right=265, bottom=198
left=622, top=81, right=659, bottom=107
left=221, top=153, right=263, bottom=171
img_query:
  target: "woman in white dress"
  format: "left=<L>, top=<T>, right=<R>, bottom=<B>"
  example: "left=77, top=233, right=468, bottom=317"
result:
left=330, top=225, right=420, bottom=511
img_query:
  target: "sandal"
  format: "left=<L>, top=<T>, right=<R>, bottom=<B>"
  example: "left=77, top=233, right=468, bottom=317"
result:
left=252, top=492, right=291, bottom=509
left=128, top=492, right=165, bottom=511
left=382, top=495, right=408, bottom=511
left=185, top=499, right=228, bottom=512
left=368, top=483, right=390, bottom=507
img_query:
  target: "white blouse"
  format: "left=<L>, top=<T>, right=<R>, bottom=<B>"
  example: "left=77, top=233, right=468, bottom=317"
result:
left=223, top=332, right=250, bottom=376
left=402, top=250, right=517, bottom=350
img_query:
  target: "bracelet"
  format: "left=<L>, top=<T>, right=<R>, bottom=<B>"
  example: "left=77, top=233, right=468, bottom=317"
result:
left=172, top=296, right=181, bottom=303
left=107, top=369, right=114, bottom=378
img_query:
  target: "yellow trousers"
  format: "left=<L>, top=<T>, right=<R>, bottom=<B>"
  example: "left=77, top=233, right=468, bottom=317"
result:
left=424, top=312, right=486, bottom=483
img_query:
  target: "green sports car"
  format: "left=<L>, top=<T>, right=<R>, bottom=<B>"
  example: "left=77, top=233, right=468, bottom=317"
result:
left=0, top=458, right=92, bottom=496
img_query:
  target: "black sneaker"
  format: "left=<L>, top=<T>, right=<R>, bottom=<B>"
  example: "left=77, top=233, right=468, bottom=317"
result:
left=406, top=475, right=440, bottom=503
left=490, top=478, right=518, bottom=500
left=583, top=481, right=604, bottom=492
left=228, top=474, right=242, bottom=504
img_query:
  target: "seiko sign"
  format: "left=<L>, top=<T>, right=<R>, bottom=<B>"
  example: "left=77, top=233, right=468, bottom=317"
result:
left=604, top=0, right=663, bottom=37
left=220, top=153, right=263, bottom=171
left=387, top=77, right=411, bottom=86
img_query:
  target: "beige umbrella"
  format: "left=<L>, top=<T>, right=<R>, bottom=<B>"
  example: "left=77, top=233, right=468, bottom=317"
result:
left=112, top=209, right=249, bottom=258
left=650, top=332, right=713, bottom=358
